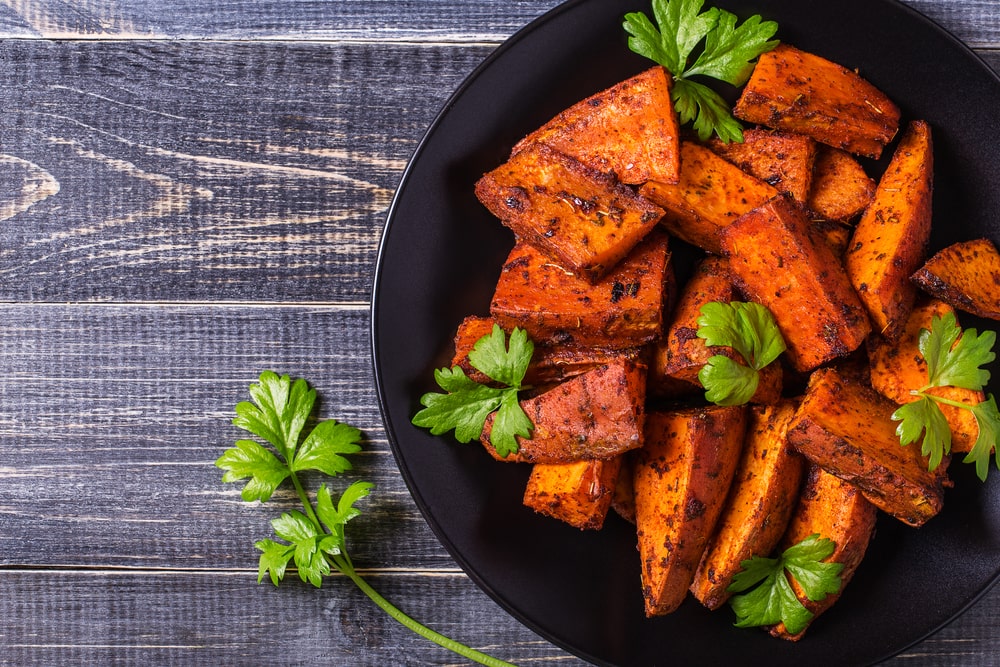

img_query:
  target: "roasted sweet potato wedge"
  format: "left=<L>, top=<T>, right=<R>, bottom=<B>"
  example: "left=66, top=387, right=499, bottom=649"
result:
left=911, top=238, right=1000, bottom=320
left=513, top=66, right=680, bottom=185
left=475, top=142, right=664, bottom=282
left=691, top=401, right=805, bottom=610
left=786, top=367, right=950, bottom=527
left=634, top=405, right=747, bottom=616
left=721, top=194, right=871, bottom=372
left=708, top=128, right=817, bottom=205
left=490, top=230, right=671, bottom=349
left=481, top=358, right=646, bottom=463
left=523, top=456, right=623, bottom=530
left=807, top=145, right=876, bottom=222
left=649, top=255, right=782, bottom=403
left=867, top=298, right=985, bottom=454
left=846, top=121, right=934, bottom=340
left=639, top=142, right=778, bottom=254
left=611, top=450, right=637, bottom=524
left=451, top=315, right=646, bottom=387
left=768, top=464, right=878, bottom=641
left=733, top=44, right=900, bottom=159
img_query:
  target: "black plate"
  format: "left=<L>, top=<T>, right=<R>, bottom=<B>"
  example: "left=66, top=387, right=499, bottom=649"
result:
left=371, top=1, right=1000, bottom=664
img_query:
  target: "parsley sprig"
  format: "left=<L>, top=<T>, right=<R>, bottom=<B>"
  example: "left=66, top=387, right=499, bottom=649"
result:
left=728, top=534, right=843, bottom=635
left=217, top=371, right=515, bottom=667
left=891, top=312, right=1000, bottom=480
left=623, top=0, right=779, bottom=142
left=412, top=324, right=534, bottom=457
left=696, top=301, right=787, bottom=406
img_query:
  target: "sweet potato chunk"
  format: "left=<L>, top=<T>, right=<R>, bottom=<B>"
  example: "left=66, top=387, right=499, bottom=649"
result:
left=867, top=298, right=985, bottom=454
left=846, top=121, right=933, bottom=340
left=691, top=401, right=805, bottom=610
left=481, top=358, right=646, bottom=463
left=911, top=238, right=1000, bottom=320
left=639, top=142, right=778, bottom=254
left=513, top=66, right=680, bottom=185
left=490, top=230, right=671, bottom=349
left=475, top=142, right=664, bottom=282
left=721, top=194, right=871, bottom=372
left=786, top=367, right=950, bottom=527
left=709, top=128, right=817, bottom=205
left=733, top=44, right=900, bottom=159
left=451, top=315, right=646, bottom=387
left=769, top=465, right=878, bottom=641
left=807, top=146, right=876, bottom=222
left=649, top=255, right=782, bottom=403
left=523, top=457, right=623, bottom=530
left=634, top=405, right=747, bottom=616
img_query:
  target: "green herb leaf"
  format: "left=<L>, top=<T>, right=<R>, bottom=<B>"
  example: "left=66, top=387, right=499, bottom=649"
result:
left=965, top=395, right=1000, bottom=481
left=623, top=0, right=779, bottom=142
left=921, top=312, right=995, bottom=390
left=215, top=439, right=290, bottom=502
left=255, top=538, right=295, bottom=586
left=696, top=301, right=786, bottom=406
left=892, top=313, right=1000, bottom=478
left=698, top=354, right=759, bottom=406
left=891, top=396, right=952, bottom=471
left=221, top=372, right=516, bottom=665
left=412, top=325, right=534, bottom=455
left=728, top=534, right=841, bottom=635
left=291, top=419, right=362, bottom=476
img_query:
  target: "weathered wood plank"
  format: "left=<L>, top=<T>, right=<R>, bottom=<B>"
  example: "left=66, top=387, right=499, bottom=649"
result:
left=0, top=569, right=578, bottom=666
left=0, top=304, right=464, bottom=570
left=0, top=0, right=996, bottom=47
left=0, top=41, right=493, bottom=303
left=0, top=567, right=997, bottom=666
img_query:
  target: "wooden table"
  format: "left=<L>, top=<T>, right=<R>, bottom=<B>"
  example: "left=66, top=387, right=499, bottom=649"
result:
left=1, top=1, right=997, bottom=664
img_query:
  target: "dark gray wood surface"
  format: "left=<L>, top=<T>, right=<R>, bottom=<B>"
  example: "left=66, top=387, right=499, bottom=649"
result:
left=0, top=1, right=997, bottom=665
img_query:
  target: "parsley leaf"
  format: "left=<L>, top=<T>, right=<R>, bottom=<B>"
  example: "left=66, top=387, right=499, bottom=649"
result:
left=728, top=534, right=843, bottom=635
left=890, top=312, right=1000, bottom=480
left=217, top=371, right=516, bottom=667
left=696, top=301, right=786, bottom=406
left=623, top=0, right=779, bottom=142
left=412, top=324, right=534, bottom=457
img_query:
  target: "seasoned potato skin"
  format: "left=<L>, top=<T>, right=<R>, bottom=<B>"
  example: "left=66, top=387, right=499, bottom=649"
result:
left=451, top=315, right=646, bottom=387
left=709, top=128, right=817, bottom=205
left=846, top=120, right=934, bottom=340
left=481, top=358, right=646, bottom=463
left=513, top=66, right=680, bottom=186
left=807, top=145, right=876, bottom=222
left=867, top=298, right=984, bottom=454
left=786, top=367, right=950, bottom=527
left=733, top=44, right=900, bottom=159
left=523, top=457, right=623, bottom=530
left=691, top=401, right=805, bottom=610
left=639, top=142, right=777, bottom=254
left=634, top=405, right=747, bottom=616
left=649, top=255, right=782, bottom=403
left=769, top=464, right=878, bottom=641
left=911, top=238, right=1000, bottom=320
left=490, top=230, right=672, bottom=349
left=475, top=142, right=664, bottom=282
left=721, top=194, right=871, bottom=372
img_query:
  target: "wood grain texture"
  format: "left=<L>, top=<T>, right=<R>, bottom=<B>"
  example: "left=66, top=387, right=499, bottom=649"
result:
left=0, top=0, right=996, bottom=46
left=0, top=0, right=998, bottom=665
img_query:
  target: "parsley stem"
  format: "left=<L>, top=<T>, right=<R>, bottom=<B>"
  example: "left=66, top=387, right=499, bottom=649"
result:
left=330, top=554, right=517, bottom=667
left=289, top=469, right=323, bottom=531
left=919, top=390, right=977, bottom=411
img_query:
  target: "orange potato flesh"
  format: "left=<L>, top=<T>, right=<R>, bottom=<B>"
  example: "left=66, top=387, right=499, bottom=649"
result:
left=513, top=65, right=680, bottom=185
left=475, top=142, right=664, bottom=282
left=709, top=128, right=817, bottom=205
left=807, top=145, right=876, bottom=222
left=634, top=405, right=747, bottom=616
left=846, top=120, right=934, bottom=340
left=911, top=238, right=1000, bottom=321
left=523, top=457, right=623, bottom=530
left=733, top=44, right=900, bottom=159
